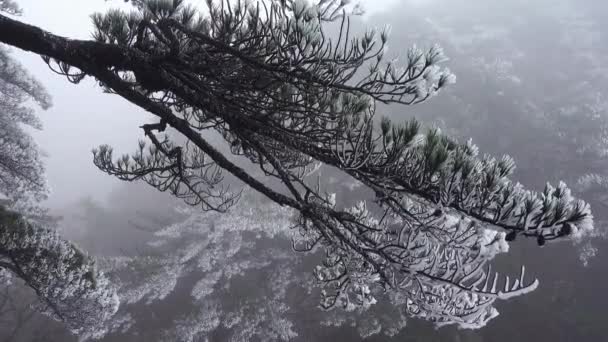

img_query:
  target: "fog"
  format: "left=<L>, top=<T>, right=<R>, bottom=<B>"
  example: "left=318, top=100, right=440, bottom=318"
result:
left=2, top=0, right=608, bottom=341
left=14, top=0, right=401, bottom=210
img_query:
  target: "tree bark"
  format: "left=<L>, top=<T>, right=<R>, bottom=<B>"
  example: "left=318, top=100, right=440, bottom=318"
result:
left=0, top=14, right=139, bottom=70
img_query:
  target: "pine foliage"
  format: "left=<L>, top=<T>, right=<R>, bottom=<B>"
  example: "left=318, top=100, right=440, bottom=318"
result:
left=0, top=44, right=50, bottom=212
left=0, top=0, right=597, bottom=333
left=0, top=206, right=119, bottom=339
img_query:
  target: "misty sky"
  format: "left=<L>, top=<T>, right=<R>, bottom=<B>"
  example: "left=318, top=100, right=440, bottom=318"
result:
left=12, top=0, right=414, bottom=209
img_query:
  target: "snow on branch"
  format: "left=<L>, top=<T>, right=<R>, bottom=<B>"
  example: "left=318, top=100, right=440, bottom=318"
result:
left=0, top=206, right=119, bottom=339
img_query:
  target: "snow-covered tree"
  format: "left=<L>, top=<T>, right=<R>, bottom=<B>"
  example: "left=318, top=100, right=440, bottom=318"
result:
left=0, top=2, right=51, bottom=213
left=99, top=191, right=414, bottom=340
left=0, top=280, right=75, bottom=342
left=96, top=188, right=558, bottom=340
left=101, top=191, right=301, bottom=341
left=0, top=4, right=121, bottom=338
left=0, top=206, right=119, bottom=339
left=0, top=0, right=597, bottom=336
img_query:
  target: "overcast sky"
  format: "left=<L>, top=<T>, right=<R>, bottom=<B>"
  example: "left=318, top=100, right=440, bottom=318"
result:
left=10, top=0, right=413, bottom=209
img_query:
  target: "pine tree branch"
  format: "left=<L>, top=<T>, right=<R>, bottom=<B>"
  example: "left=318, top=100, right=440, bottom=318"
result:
left=0, top=14, right=135, bottom=70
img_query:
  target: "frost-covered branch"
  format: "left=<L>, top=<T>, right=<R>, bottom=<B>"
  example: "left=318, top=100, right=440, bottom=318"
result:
left=0, top=44, right=50, bottom=214
left=0, top=0, right=597, bottom=334
left=0, top=206, right=119, bottom=339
